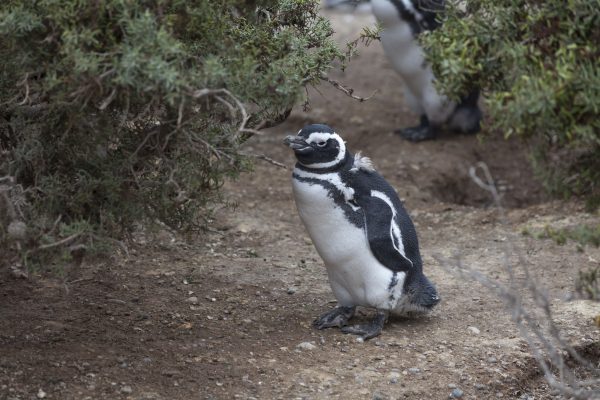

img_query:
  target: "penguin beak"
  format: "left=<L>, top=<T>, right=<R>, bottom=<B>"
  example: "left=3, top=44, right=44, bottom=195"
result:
left=284, top=135, right=312, bottom=153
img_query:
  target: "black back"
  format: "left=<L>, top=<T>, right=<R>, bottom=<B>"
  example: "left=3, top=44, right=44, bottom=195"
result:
left=389, top=0, right=445, bottom=34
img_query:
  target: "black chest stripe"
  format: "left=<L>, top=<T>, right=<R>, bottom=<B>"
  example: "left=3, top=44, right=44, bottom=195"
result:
left=293, top=174, right=364, bottom=229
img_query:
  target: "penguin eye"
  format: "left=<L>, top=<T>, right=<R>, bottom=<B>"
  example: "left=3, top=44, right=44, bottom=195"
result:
left=316, top=141, right=327, bottom=147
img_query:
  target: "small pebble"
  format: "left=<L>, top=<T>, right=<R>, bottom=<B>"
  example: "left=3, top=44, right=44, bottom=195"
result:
left=487, top=357, right=498, bottom=363
left=448, top=383, right=457, bottom=389
left=450, top=388, right=463, bottom=398
left=297, top=342, right=317, bottom=351
left=186, top=296, right=199, bottom=304
left=474, top=383, right=486, bottom=390
left=408, top=368, right=421, bottom=374
left=37, top=389, right=46, bottom=399
left=121, top=385, right=133, bottom=394
left=467, top=326, right=480, bottom=335
left=286, top=287, right=297, bottom=295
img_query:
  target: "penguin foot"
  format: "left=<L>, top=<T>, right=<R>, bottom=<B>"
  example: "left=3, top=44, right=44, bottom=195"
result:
left=313, top=306, right=356, bottom=330
left=395, top=126, right=437, bottom=142
left=340, top=310, right=388, bottom=340
left=395, top=115, right=438, bottom=142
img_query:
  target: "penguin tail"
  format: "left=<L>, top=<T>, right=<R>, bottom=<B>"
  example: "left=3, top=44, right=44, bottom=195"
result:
left=410, top=274, right=440, bottom=311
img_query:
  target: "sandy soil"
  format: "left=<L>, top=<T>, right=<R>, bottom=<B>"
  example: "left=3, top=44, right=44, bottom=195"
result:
left=1, top=7, right=599, bottom=400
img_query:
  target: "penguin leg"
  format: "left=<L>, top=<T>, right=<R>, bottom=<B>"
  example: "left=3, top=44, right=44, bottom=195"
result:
left=313, top=306, right=356, bottom=330
left=448, top=89, right=482, bottom=135
left=340, top=309, right=389, bottom=340
left=395, top=115, right=439, bottom=142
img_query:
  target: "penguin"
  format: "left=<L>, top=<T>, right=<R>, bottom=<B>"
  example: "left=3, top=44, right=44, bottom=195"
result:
left=284, top=124, right=440, bottom=340
left=370, top=0, right=482, bottom=141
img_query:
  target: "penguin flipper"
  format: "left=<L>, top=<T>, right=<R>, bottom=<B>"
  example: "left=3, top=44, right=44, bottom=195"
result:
left=356, top=191, right=414, bottom=273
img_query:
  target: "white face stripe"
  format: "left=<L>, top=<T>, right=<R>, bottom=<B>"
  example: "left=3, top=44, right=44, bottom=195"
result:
left=370, top=190, right=413, bottom=267
left=298, top=132, right=347, bottom=169
left=305, top=132, right=335, bottom=144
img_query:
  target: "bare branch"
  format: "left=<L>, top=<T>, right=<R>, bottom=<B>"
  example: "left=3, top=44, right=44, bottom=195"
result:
left=190, top=88, right=263, bottom=138
left=243, top=153, right=289, bottom=170
left=17, top=73, right=31, bottom=106
left=177, top=98, right=185, bottom=128
left=0, top=176, right=15, bottom=185
left=35, top=233, right=81, bottom=252
left=320, top=75, right=378, bottom=102
left=98, top=88, right=117, bottom=110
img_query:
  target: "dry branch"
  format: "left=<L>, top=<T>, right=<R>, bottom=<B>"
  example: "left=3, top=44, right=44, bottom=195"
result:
left=191, top=88, right=263, bottom=138
left=320, top=75, right=378, bottom=102
left=243, top=153, right=289, bottom=170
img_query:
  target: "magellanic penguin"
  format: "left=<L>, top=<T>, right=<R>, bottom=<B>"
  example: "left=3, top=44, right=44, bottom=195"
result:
left=371, top=0, right=482, bottom=141
left=284, top=124, right=440, bottom=340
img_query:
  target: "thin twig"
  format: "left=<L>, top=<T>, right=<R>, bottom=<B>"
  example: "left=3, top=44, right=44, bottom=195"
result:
left=0, top=176, right=16, bottom=184
left=321, top=75, right=378, bottom=102
left=35, top=233, right=81, bottom=251
left=130, top=128, right=158, bottom=161
left=48, top=214, right=63, bottom=236
left=17, top=73, right=31, bottom=106
left=98, top=88, right=117, bottom=110
left=177, top=98, right=185, bottom=128
left=190, top=88, right=263, bottom=138
left=243, top=153, right=289, bottom=170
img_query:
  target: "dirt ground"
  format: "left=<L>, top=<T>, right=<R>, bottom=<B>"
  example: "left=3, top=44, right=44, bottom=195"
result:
left=1, top=7, right=599, bottom=400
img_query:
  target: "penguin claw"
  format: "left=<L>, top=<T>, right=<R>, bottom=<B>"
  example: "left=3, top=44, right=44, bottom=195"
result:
left=395, top=125, right=437, bottom=142
left=340, top=310, right=388, bottom=340
left=340, top=324, right=382, bottom=340
left=313, top=306, right=356, bottom=330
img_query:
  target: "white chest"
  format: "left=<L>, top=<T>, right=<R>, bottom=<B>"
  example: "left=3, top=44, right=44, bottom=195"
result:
left=292, top=177, right=363, bottom=265
left=291, top=173, right=405, bottom=310
left=371, top=0, right=454, bottom=124
left=371, top=0, right=425, bottom=77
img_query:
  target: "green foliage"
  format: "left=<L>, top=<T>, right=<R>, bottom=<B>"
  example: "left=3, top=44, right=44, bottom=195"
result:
left=0, top=0, right=343, bottom=269
left=575, top=266, right=600, bottom=301
left=522, top=223, right=600, bottom=249
left=421, top=0, right=600, bottom=206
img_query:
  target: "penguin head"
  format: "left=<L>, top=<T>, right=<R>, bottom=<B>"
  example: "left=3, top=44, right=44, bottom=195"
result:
left=284, top=124, right=347, bottom=169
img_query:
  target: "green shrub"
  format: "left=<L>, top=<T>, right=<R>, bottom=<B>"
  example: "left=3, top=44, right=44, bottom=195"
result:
left=522, top=223, right=600, bottom=249
left=576, top=266, right=600, bottom=301
left=0, top=0, right=343, bottom=269
left=421, top=0, right=600, bottom=207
